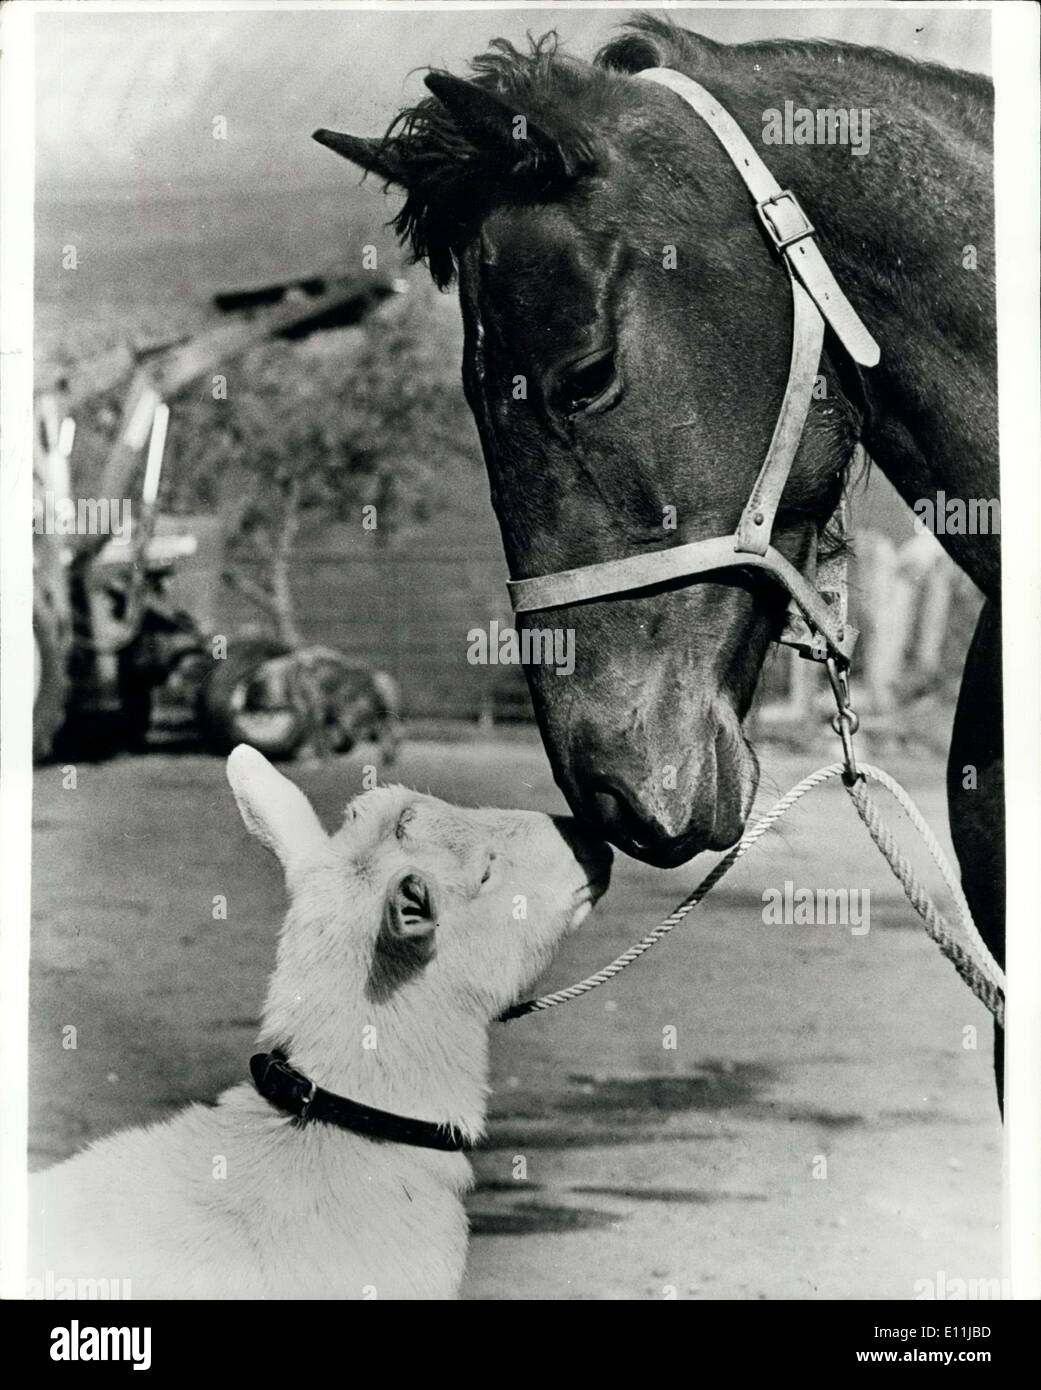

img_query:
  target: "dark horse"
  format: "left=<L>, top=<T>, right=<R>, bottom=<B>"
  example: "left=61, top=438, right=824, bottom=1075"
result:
left=317, top=16, right=1002, bottom=1080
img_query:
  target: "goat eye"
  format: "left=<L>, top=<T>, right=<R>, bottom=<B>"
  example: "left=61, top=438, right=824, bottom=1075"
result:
left=553, top=350, right=617, bottom=415
left=479, top=855, right=495, bottom=887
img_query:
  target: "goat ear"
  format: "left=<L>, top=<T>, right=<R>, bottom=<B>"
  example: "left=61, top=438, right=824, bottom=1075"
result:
left=226, top=744, right=327, bottom=874
left=423, top=72, right=571, bottom=179
left=312, top=129, right=408, bottom=187
left=382, top=867, right=438, bottom=946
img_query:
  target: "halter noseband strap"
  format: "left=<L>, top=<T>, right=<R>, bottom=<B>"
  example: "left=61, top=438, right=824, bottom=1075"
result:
left=506, top=68, right=881, bottom=668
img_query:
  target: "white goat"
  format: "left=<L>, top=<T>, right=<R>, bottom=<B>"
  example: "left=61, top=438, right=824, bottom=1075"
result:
left=29, top=745, right=611, bottom=1299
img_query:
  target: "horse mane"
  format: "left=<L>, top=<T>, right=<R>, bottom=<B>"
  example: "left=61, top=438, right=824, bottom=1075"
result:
left=382, top=12, right=991, bottom=287
left=383, top=32, right=613, bottom=287
left=597, top=12, right=992, bottom=98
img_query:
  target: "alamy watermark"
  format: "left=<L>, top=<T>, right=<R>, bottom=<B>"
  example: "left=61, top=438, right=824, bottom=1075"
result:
left=50, top=1321, right=151, bottom=1371
left=912, top=492, right=1000, bottom=536
left=913, top=1270, right=1009, bottom=1301
left=762, top=101, right=871, bottom=156
left=27, top=1271, right=132, bottom=1299
left=467, top=620, right=575, bottom=677
left=33, top=493, right=132, bottom=544
left=762, top=880, right=870, bottom=935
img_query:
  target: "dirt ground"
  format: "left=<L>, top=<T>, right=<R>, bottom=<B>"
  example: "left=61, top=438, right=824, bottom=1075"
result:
left=29, top=735, right=1002, bottom=1300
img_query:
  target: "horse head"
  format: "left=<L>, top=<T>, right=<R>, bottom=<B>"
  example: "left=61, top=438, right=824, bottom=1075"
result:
left=318, top=19, right=871, bottom=866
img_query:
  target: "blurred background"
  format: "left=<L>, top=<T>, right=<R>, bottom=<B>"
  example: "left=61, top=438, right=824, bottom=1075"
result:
left=35, top=3, right=988, bottom=750
left=30, top=6, right=1000, bottom=1302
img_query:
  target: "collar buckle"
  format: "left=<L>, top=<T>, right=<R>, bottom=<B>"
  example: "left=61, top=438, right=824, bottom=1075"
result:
left=756, top=189, right=816, bottom=252
left=252, top=1049, right=317, bottom=1120
left=298, top=1076, right=317, bottom=1122
left=249, top=1049, right=471, bottom=1151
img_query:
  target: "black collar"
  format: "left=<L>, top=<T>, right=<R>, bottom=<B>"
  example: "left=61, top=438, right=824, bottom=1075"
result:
left=249, top=1050, right=471, bottom=1153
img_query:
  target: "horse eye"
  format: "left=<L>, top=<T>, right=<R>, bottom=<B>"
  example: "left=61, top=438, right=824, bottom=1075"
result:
left=554, top=350, right=617, bottom=415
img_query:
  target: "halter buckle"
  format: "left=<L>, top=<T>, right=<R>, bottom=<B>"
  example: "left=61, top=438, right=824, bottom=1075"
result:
left=756, top=190, right=816, bottom=252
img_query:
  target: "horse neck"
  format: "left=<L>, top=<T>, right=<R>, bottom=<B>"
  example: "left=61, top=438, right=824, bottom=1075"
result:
left=710, top=51, right=998, bottom=597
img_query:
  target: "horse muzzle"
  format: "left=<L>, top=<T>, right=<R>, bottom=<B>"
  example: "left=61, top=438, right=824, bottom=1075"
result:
left=567, top=710, right=757, bottom=868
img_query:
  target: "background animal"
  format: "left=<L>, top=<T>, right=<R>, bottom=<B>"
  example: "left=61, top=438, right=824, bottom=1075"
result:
left=28, top=746, right=610, bottom=1299
left=234, top=647, right=401, bottom=763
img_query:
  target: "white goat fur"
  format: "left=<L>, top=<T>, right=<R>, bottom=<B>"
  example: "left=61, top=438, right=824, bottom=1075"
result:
left=29, top=745, right=608, bottom=1299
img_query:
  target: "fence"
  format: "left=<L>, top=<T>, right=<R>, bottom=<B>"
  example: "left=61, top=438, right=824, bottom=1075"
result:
left=163, top=517, right=982, bottom=729
left=221, top=546, right=525, bottom=721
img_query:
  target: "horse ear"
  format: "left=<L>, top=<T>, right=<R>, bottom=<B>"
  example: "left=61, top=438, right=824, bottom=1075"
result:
left=312, top=129, right=407, bottom=187
left=597, top=23, right=722, bottom=75
left=423, top=72, right=572, bottom=179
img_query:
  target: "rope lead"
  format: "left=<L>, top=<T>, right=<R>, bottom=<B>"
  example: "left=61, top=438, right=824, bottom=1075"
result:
left=499, top=762, right=1005, bottom=1027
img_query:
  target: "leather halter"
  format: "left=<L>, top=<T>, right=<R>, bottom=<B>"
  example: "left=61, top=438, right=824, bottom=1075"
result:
left=507, top=68, right=881, bottom=667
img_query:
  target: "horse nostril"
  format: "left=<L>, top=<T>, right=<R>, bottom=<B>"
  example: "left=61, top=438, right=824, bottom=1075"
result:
left=591, top=786, right=647, bottom=847
left=586, top=781, right=707, bottom=865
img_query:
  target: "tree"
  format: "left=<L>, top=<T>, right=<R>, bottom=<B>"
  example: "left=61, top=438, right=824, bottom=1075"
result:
left=164, top=283, right=476, bottom=646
